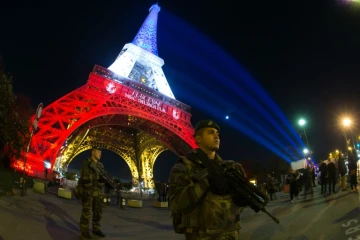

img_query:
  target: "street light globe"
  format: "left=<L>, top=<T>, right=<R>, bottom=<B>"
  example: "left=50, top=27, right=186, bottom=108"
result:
left=299, top=119, right=306, bottom=126
left=343, top=118, right=352, bottom=127
left=303, top=148, right=309, bottom=154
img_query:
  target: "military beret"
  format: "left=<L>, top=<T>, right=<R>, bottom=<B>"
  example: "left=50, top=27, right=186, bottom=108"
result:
left=92, top=146, right=102, bottom=150
left=194, top=119, right=220, bottom=132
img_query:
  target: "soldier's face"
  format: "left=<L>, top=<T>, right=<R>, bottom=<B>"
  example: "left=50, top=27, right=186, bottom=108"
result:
left=197, top=127, right=220, bottom=151
left=92, top=149, right=102, bottom=162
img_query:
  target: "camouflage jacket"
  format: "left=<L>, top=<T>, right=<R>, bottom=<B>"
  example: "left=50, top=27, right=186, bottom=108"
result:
left=79, top=158, right=104, bottom=194
left=168, top=149, right=244, bottom=237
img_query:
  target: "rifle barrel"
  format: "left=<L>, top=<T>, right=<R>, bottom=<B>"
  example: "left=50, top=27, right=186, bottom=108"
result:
left=262, top=208, right=280, bottom=224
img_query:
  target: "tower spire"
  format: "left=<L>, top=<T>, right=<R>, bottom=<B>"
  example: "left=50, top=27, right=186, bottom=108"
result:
left=132, top=3, right=160, bottom=56
left=108, top=3, right=176, bottom=99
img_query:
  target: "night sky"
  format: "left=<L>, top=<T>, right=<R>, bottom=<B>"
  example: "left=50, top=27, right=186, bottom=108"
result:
left=1, top=0, right=360, bottom=181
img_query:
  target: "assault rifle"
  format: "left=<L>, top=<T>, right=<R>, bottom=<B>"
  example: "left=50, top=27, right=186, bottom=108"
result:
left=190, top=152, right=280, bottom=224
left=223, top=165, right=280, bottom=224
left=89, top=161, right=116, bottom=190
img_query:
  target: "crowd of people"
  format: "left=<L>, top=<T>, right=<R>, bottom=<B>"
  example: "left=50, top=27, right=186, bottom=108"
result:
left=258, top=149, right=358, bottom=204
left=284, top=149, right=358, bottom=203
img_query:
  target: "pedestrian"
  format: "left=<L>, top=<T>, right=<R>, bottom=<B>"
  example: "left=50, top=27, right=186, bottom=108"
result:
left=116, top=182, right=122, bottom=206
left=348, top=150, right=358, bottom=192
left=267, top=174, right=276, bottom=200
left=338, top=152, right=347, bottom=191
left=288, top=168, right=299, bottom=203
left=327, top=159, right=337, bottom=194
left=44, top=168, right=48, bottom=181
left=303, top=166, right=313, bottom=200
left=162, top=182, right=167, bottom=202
left=319, top=161, right=328, bottom=194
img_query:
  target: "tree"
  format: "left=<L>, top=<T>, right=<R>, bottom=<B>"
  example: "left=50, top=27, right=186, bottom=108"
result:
left=0, top=66, right=33, bottom=168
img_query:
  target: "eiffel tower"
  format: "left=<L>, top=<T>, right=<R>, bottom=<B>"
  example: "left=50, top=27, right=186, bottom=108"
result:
left=12, top=3, right=196, bottom=189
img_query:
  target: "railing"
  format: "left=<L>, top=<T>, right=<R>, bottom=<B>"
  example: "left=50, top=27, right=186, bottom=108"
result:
left=117, top=190, right=156, bottom=200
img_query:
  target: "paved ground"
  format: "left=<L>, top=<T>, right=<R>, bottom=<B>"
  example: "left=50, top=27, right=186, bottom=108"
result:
left=0, top=185, right=359, bottom=240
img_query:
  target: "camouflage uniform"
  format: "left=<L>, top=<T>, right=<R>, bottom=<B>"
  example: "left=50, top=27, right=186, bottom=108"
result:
left=168, top=149, right=245, bottom=240
left=79, top=158, right=105, bottom=234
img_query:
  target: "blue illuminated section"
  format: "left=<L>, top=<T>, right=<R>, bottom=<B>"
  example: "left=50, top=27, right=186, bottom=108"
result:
left=180, top=88, right=294, bottom=163
left=132, top=4, right=160, bottom=56
left=176, top=74, right=297, bottom=162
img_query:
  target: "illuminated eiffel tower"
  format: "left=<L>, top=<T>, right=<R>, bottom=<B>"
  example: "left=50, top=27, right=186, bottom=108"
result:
left=12, top=3, right=196, bottom=189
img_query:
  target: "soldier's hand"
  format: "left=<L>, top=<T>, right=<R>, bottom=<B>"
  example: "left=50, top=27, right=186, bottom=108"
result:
left=207, top=172, right=229, bottom=195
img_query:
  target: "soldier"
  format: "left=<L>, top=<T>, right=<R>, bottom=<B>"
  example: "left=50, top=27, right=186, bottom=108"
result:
left=79, top=146, right=106, bottom=239
left=168, top=120, right=246, bottom=240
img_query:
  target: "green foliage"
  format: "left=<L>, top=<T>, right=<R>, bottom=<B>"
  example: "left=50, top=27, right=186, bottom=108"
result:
left=0, top=68, right=33, bottom=163
left=122, top=182, right=132, bottom=191
left=114, top=178, right=122, bottom=184
left=65, top=172, right=77, bottom=180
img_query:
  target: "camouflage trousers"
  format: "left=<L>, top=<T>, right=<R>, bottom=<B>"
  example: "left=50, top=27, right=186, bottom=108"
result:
left=80, top=196, right=103, bottom=233
left=185, top=230, right=240, bottom=240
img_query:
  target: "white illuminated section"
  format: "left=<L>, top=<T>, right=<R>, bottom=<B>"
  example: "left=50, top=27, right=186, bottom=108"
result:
left=108, top=3, right=175, bottom=99
left=44, top=161, right=51, bottom=169
left=106, top=82, right=117, bottom=94
left=108, top=43, right=175, bottom=99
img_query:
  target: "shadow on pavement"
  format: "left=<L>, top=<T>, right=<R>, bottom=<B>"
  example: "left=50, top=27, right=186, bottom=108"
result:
left=116, top=215, right=173, bottom=231
left=333, top=207, right=360, bottom=224
left=302, top=192, right=352, bottom=209
left=39, top=197, right=80, bottom=240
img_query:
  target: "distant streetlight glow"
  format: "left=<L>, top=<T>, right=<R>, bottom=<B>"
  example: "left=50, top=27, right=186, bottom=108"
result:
left=298, top=118, right=310, bottom=148
left=298, top=119, right=306, bottom=126
left=303, top=148, right=309, bottom=154
left=343, top=118, right=352, bottom=127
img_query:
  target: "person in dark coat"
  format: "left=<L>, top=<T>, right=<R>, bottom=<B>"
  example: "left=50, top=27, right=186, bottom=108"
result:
left=319, top=160, right=328, bottom=194
left=267, top=174, right=276, bottom=200
left=348, top=150, right=358, bottom=192
left=327, top=159, right=337, bottom=194
left=338, top=152, right=347, bottom=191
left=303, top=166, right=313, bottom=199
left=288, top=169, right=299, bottom=203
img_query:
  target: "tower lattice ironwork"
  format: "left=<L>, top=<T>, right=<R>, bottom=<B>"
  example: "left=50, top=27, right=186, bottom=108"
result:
left=11, top=4, right=196, bottom=189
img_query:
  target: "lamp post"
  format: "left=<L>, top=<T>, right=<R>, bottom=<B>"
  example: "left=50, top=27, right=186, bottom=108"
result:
left=298, top=118, right=310, bottom=149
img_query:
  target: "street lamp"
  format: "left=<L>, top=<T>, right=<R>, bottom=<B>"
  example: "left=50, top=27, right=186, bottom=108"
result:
left=343, top=118, right=352, bottom=127
left=299, top=119, right=306, bottom=126
left=298, top=118, right=310, bottom=148
left=303, top=148, right=309, bottom=154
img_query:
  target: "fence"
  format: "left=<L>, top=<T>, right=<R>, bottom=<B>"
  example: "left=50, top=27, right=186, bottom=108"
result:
left=117, top=190, right=156, bottom=200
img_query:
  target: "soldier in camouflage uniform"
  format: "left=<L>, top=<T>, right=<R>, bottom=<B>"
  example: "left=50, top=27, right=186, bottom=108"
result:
left=79, top=146, right=106, bottom=239
left=168, top=120, right=246, bottom=240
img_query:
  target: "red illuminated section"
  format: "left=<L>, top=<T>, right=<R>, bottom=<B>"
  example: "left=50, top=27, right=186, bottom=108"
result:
left=11, top=160, right=34, bottom=175
left=11, top=65, right=196, bottom=178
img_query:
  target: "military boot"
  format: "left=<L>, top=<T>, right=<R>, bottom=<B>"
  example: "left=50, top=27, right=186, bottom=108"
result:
left=80, top=232, right=92, bottom=239
left=93, top=229, right=106, bottom=237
